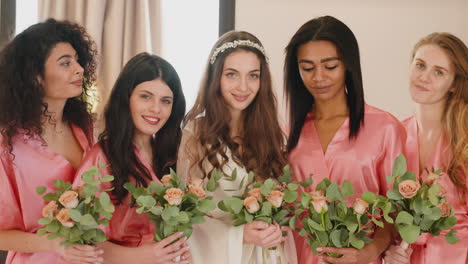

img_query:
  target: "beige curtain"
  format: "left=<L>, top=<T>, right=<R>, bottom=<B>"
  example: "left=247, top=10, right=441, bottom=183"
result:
left=38, top=0, right=161, bottom=130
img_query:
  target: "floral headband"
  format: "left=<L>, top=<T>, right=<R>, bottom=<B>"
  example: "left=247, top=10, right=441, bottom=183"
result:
left=210, top=39, right=267, bottom=64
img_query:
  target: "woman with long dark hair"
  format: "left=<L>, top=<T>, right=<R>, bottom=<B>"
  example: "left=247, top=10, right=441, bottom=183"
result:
left=177, top=31, right=296, bottom=263
left=0, top=19, right=101, bottom=263
left=74, top=52, right=191, bottom=264
left=384, top=33, right=467, bottom=264
left=284, top=16, right=406, bottom=263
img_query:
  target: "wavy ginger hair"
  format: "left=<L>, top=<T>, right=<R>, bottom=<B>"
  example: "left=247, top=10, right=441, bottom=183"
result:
left=412, top=32, right=468, bottom=202
left=183, top=31, right=287, bottom=180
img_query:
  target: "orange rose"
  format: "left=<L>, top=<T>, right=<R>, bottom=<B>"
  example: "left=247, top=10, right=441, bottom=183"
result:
left=161, top=174, right=173, bottom=187
left=189, top=177, right=204, bottom=188
left=163, top=188, right=184, bottom=205
left=56, top=209, right=74, bottom=228
left=42, top=201, right=58, bottom=218
left=425, top=172, right=440, bottom=185
left=310, top=190, right=325, bottom=197
left=58, top=191, right=79, bottom=209
left=310, top=191, right=328, bottom=214
left=267, top=190, right=284, bottom=208
left=248, top=188, right=263, bottom=202
left=188, top=185, right=206, bottom=199
left=398, top=180, right=421, bottom=198
left=437, top=201, right=451, bottom=217
left=353, top=198, right=369, bottom=214
left=438, top=185, right=448, bottom=197
left=74, top=186, right=85, bottom=198
left=244, top=196, right=260, bottom=214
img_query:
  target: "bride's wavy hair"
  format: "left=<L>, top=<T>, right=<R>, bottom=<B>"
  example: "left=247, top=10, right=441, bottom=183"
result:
left=412, top=32, right=468, bottom=202
left=183, top=31, right=287, bottom=180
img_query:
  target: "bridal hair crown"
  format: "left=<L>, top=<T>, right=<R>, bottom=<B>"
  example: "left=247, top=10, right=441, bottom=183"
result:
left=210, top=39, right=267, bottom=64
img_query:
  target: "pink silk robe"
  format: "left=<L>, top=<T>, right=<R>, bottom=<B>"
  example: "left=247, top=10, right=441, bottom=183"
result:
left=402, top=116, right=468, bottom=264
left=73, top=143, right=160, bottom=247
left=289, top=104, right=407, bottom=264
left=0, top=125, right=92, bottom=264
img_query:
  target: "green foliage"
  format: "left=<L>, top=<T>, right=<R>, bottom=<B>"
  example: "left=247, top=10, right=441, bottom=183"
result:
left=384, top=155, right=459, bottom=245
left=36, top=164, right=115, bottom=245
left=126, top=169, right=219, bottom=242
left=218, top=165, right=302, bottom=231
left=294, top=179, right=377, bottom=253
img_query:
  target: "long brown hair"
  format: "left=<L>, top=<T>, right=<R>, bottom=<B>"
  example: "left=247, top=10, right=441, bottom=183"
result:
left=184, top=31, right=287, bottom=180
left=412, top=32, right=468, bottom=202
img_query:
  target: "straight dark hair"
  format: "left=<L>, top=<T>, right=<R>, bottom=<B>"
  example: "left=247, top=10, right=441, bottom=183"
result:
left=284, top=15, right=365, bottom=152
left=100, top=52, right=186, bottom=204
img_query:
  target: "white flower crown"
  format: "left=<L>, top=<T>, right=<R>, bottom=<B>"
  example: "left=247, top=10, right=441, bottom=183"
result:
left=210, top=39, right=267, bottom=64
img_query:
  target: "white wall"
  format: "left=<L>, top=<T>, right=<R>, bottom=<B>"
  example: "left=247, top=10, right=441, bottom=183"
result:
left=235, top=0, right=468, bottom=121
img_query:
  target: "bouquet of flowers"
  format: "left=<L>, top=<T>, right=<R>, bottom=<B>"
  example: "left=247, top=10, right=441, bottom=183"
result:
left=124, top=168, right=220, bottom=242
left=293, top=178, right=379, bottom=257
left=218, top=165, right=311, bottom=263
left=385, top=155, right=459, bottom=248
left=36, top=163, right=115, bottom=246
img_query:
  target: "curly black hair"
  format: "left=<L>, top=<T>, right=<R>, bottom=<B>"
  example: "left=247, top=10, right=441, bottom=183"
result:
left=0, top=18, right=97, bottom=153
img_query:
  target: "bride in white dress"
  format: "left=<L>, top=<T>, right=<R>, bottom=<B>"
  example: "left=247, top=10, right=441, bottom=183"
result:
left=177, top=31, right=297, bottom=264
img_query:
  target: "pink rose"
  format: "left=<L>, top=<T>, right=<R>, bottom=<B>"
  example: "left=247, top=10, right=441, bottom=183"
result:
left=353, top=198, right=369, bottom=214
left=42, top=201, right=58, bottom=218
left=267, top=190, right=284, bottom=208
left=248, top=188, right=263, bottom=202
left=425, top=172, right=440, bottom=186
left=244, top=196, right=260, bottom=214
left=398, top=180, right=421, bottom=198
left=188, top=185, right=206, bottom=199
left=58, top=191, right=79, bottom=209
left=161, top=174, right=173, bottom=187
left=56, top=209, right=74, bottom=228
left=163, top=188, right=184, bottom=205
left=437, top=201, right=451, bottom=217
left=310, top=191, right=328, bottom=214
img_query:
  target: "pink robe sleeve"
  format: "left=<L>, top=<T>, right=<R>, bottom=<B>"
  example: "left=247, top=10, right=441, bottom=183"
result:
left=0, top=151, right=24, bottom=230
left=375, top=119, right=407, bottom=195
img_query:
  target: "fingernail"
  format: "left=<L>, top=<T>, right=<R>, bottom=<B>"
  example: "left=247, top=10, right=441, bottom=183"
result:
left=317, top=247, right=323, bottom=252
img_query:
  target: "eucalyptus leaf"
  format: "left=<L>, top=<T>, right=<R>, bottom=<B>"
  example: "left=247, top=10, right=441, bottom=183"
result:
left=349, top=234, right=365, bottom=249
left=36, top=186, right=47, bottom=195
left=80, top=214, right=98, bottom=228
left=399, top=224, right=420, bottom=244
left=396, top=211, right=414, bottom=225
left=299, top=176, right=313, bottom=188
left=330, top=229, right=343, bottom=247
left=136, top=195, right=156, bottom=208
left=197, top=199, right=215, bottom=212
left=68, top=209, right=82, bottom=222
left=326, top=183, right=343, bottom=202
left=392, top=155, right=407, bottom=178
left=341, top=181, right=354, bottom=197
left=445, top=229, right=459, bottom=244
left=362, top=192, right=376, bottom=203
left=307, top=218, right=325, bottom=232
left=284, top=190, right=298, bottom=203
left=38, top=217, right=52, bottom=225
left=387, top=189, right=403, bottom=200
left=260, top=201, right=272, bottom=216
